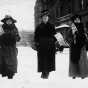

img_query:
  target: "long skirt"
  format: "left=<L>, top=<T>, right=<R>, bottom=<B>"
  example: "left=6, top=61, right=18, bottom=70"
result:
left=37, top=38, right=56, bottom=72
left=0, top=47, right=18, bottom=76
left=69, top=46, right=88, bottom=78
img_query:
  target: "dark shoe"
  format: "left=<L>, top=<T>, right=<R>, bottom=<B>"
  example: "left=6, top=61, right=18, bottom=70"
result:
left=41, top=74, right=48, bottom=79
left=72, top=77, right=76, bottom=79
left=2, top=73, right=7, bottom=77
left=41, top=72, right=49, bottom=79
left=8, top=75, right=13, bottom=79
left=81, top=77, right=85, bottom=79
left=41, top=73, right=44, bottom=78
left=7, top=73, right=14, bottom=79
left=2, top=74, right=6, bottom=77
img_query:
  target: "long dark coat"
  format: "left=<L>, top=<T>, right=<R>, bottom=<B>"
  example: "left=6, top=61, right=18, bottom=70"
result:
left=0, top=23, right=20, bottom=76
left=34, top=22, right=57, bottom=72
left=69, top=23, right=88, bottom=78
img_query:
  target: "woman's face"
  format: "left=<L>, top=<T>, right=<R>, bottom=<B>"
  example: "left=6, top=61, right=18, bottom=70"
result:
left=74, top=17, right=81, bottom=23
left=42, top=15, right=49, bottom=23
left=6, top=19, right=13, bottom=25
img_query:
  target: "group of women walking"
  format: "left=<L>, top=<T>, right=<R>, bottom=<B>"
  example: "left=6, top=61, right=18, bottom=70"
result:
left=34, top=10, right=88, bottom=79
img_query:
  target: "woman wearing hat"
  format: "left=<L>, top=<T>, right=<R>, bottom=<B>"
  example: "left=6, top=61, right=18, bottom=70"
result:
left=69, top=15, right=88, bottom=79
left=34, top=10, right=57, bottom=79
left=0, top=15, right=20, bottom=79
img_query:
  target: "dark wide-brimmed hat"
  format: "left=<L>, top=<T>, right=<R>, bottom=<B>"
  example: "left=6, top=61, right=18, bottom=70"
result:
left=1, top=15, right=17, bottom=23
left=40, top=9, right=49, bottom=17
left=71, top=14, right=82, bottom=22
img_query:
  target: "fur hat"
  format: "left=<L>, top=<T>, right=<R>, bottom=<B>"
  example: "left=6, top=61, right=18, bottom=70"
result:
left=71, top=14, right=81, bottom=22
left=1, top=15, right=17, bottom=23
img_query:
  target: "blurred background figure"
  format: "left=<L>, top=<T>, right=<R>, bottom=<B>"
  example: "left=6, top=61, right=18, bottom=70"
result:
left=0, top=15, right=20, bottom=79
left=34, top=10, right=57, bottom=79
left=69, top=15, right=88, bottom=79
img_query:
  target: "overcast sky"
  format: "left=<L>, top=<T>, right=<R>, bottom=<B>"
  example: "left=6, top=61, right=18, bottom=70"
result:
left=0, top=0, right=36, bottom=31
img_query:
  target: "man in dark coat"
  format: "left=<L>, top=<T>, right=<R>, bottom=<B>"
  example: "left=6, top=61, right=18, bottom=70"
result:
left=0, top=15, right=20, bottom=79
left=34, top=10, right=57, bottom=79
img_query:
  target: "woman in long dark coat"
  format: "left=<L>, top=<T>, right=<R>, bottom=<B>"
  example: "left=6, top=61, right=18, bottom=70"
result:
left=0, top=15, right=20, bottom=79
left=69, top=15, right=88, bottom=79
left=34, top=10, right=57, bottom=79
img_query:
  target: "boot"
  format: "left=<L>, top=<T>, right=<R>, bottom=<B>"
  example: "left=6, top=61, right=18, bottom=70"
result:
left=7, top=73, right=14, bottom=79
left=72, top=76, right=76, bottom=79
left=2, top=73, right=7, bottom=77
left=41, top=72, right=49, bottom=79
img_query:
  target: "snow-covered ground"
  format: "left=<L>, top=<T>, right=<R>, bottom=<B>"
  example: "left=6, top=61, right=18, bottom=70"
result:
left=0, top=46, right=88, bottom=88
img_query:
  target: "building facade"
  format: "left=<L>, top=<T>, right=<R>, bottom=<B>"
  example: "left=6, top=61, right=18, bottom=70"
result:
left=34, top=0, right=88, bottom=47
left=34, top=0, right=88, bottom=28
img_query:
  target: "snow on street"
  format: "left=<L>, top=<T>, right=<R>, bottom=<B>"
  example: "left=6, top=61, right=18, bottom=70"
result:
left=0, top=46, right=88, bottom=88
